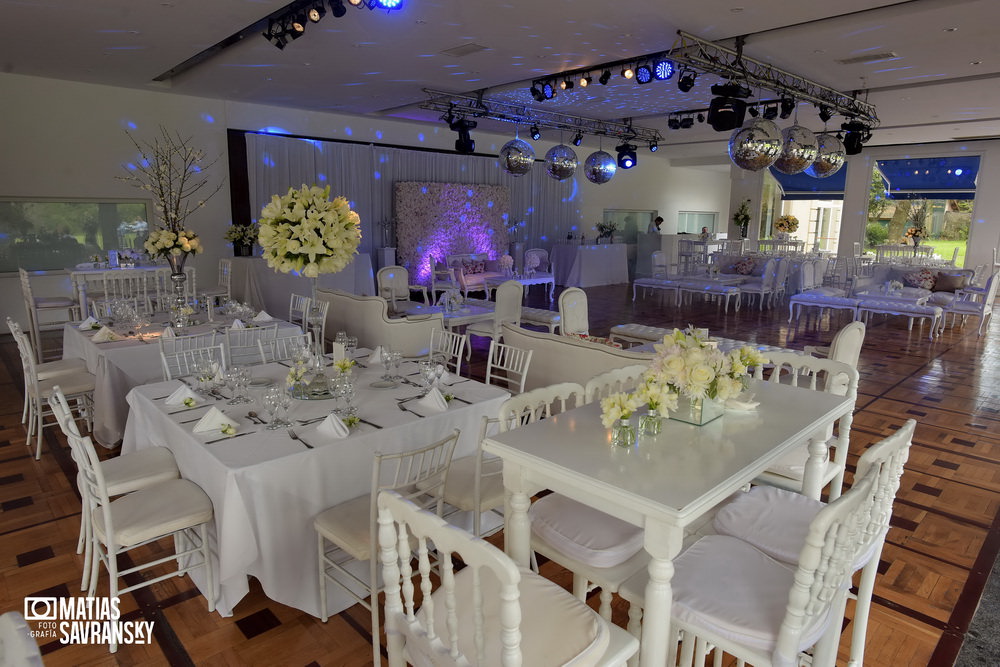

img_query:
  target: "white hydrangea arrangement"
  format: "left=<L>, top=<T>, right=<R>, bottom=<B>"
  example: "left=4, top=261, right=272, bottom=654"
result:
left=258, top=184, right=362, bottom=278
left=144, top=228, right=203, bottom=259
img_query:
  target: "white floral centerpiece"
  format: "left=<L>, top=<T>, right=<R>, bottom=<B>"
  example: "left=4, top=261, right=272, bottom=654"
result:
left=498, top=254, right=514, bottom=275
left=258, top=184, right=362, bottom=279
left=224, top=223, right=260, bottom=255
left=144, top=228, right=204, bottom=260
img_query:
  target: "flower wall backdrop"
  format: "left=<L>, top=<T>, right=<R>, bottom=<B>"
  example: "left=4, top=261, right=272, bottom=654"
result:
left=394, top=182, right=510, bottom=282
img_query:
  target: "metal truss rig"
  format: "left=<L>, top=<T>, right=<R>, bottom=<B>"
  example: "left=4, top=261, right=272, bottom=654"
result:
left=420, top=89, right=664, bottom=145
left=672, top=31, right=879, bottom=128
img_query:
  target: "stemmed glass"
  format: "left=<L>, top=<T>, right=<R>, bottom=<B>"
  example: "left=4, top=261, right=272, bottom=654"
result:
left=345, top=336, right=358, bottom=361
left=192, top=359, right=214, bottom=395
left=340, top=377, right=357, bottom=416
left=389, top=350, right=403, bottom=380
left=225, top=366, right=252, bottom=405
left=262, top=386, right=291, bottom=429
left=379, top=347, right=395, bottom=381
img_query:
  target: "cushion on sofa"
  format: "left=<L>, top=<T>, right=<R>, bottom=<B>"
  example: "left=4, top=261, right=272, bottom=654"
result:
left=570, top=333, right=624, bottom=349
left=462, top=260, right=486, bottom=275
left=933, top=272, right=969, bottom=292
left=903, top=268, right=936, bottom=290
left=734, top=257, right=755, bottom=275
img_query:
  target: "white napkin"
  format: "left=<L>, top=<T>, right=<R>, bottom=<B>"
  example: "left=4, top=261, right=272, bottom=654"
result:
left=78, top=316, right=99, bottom=330
left=193, top=407, right=237, bottom=434
left=253, top=311, right=274, bottom=323
left=230, top=319, right=245, bottom=330
left=165, top=384, right=203, bottom=407
left=371, top=345, right=387, bottom=365
left=161, top=327, right=176, bottom=339
left=307, top=413, right=350, bottom=441
left=414, top=387, right=449, bottom=414
left=91, top=326, right=120, bottom=343
left=212, top=363, right=226, bottom=384
left=725, top=394, right=760, bottom=412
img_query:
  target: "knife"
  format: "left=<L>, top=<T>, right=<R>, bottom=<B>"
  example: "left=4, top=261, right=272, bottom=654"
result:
left=205, top=431, right=254, bottom=445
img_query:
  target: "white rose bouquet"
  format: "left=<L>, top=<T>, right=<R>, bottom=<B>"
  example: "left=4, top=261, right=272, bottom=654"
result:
left=143, top=228, right=203, bottom=259
left=258, top=184, right=362, bottom=278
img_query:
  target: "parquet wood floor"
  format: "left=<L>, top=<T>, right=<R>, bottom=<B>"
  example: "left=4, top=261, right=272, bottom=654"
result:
left=1, top=283, right=998, bottom=666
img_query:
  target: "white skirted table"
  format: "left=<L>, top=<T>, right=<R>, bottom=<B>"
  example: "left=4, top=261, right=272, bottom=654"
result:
left=122, top=358, right=509, bottom=617
left=483, top=380, right=851, bottom=667
left=229, top=254, right=376, bottom=313
left=552, top=243, right=629, bottom=287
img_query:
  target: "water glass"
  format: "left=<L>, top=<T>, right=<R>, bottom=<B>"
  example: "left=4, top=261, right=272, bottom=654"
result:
left=418, top=360, right=435, bottom=388
left=263, top=386, right=290, bottom=429
left=390, top=351, right=403, bottom=380
left=345, top=336, right=358, bottom=360
left=379, top=347, right=394, bottom=381
left=340, top=377, right=357, bottom=416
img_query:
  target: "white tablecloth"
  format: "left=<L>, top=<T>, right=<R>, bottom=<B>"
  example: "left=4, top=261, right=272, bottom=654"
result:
left=62, top=317, right=301, bottom=447
left=551, top=243, right=629, bottom=287
left=122, top=359, right=508, bottom=617
left=230, top=255, right=376, bottom=314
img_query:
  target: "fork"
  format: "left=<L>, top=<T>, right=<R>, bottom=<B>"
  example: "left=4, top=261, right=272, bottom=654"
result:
left=286, top=427, right=313, bottom=449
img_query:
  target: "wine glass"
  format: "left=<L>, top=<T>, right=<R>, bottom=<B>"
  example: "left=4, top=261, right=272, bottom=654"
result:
left=345, top=336, right=358, bottom=361
left=379, top=347, right=394, bottom=381
left=389, top=351, right=403, bottom=380
left=263, top=386, right=290, bottom=429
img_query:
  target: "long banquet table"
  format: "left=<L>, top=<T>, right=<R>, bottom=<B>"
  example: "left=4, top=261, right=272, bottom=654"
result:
left=62, top=316, right=301, bottom=446
left=482, top=379, right=851, bottom=666
left=122, top=358, right=508, bottom=617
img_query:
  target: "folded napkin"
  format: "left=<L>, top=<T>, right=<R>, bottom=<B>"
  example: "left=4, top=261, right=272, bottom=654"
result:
left=725, top=394, right=760, bottom=412
left=413, top=387, right=449, bottom=414
left=371, top=345, right=387, bottom=365
left=193, top=407, right=237, bottom=434
left=78, top=316, right=99, bottom=330
left=161, top=327, right=176, bottom=339
left=212, top=363, right=226, bottom=384
left=91, top=326, right=120, bottom=343
left=230, top=319, right=245, bottom=330
left=306, top=413, right=350, bottom=441
left=252, top=311, right=274, bottom=323
left=165, top=384, right=203, bottom=407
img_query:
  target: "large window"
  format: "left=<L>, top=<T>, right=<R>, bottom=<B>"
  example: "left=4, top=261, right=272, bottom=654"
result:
left=677, top=211, right=718, bottom=234
left=0, top=199, right=149, bottom=273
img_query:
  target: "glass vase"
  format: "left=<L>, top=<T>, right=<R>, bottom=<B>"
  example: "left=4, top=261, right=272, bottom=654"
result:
left=639, top=410, right=661, bottom=437
left=670, top=396, right=724, bottom=426
left=611, top=418, right=636, bottom=448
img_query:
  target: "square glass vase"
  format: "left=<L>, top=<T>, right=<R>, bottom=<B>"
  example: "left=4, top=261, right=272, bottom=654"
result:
left=670, top=396, right=724, bottom=426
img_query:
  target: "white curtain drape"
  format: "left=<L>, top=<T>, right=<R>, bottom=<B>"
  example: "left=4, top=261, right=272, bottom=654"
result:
left=246, top=132, right=576, bottom=261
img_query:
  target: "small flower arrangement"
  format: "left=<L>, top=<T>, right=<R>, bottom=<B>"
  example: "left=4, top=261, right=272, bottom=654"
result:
left=633, top=376, right=679, bottom=416
left=888, top=279, right=904, bottom=292
left=90, top=254, right=107, bottom=264
left=219, top=423, right=236, bottom=437
left=596, top=220, right=618, bottom=239
left=258, top=184, right=362, bottom=278
left=443, top=393, right=455, bottom=404
left=498, top=254, right=514, bottom=271
left=343, top=415, right=360, bottom=429
left=775, top=215, right=799, bottom=233
left=286, top=359, right=308, bottom=388
left=441, top=289, right=464, bottom=312
left=182, top=397, right=197, bottom=408
left=144, top=228, right=203, bottom=259
left=600, top=392, right=640, bottom=428
left=732, top=199, right=751, bottom=230
left=334, top=358, right=356, bottom=374
left=224, top=223, right=260, bottom=246
left=904, top=226, right=924, bottom=242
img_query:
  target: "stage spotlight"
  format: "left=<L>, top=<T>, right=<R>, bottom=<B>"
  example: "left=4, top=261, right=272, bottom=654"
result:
left=780, top=97, right=795, bottom=119
left=667, top=116, right=681, bottom=130
left=841, top=120, right=873, bottom=155
left=616, top=142, right=637, bottom=169
left=542, top=81, right=555, bottom=99
left=530, top=83, right=545, bottom=102
left=572, top=132, right=583, bottom=147
left=649, top=141, right=658, bottom=152
left=598, top=69, right=612, bottom=85
left=290, top=11, right=308, bottom=33
left=653, top=58, right=674, bottom=80
left=679, top=117, right=694, bottom=129
left=747, top=106, right=760, bottom=118
left=263, top=19, right=289, bottom=49
left=762, top=105, right=778, bottom=120
left=450, top=117, right=477, bottom=154
left=635, top=64, right=653, bottom=85
left=697, top=113, right=705, bottom=123
left=707, top=97, right=747, bottom=131
left=677, top=68, right=697, bottom=92
left=579, top=74, right=591, bottom=88
left=621, top=66, right=635, bottom=80
left=818, top=105, right=833, bottom=123
left=560, top=79, right=574, bottom=90
left=308, top=2, right=326, bottom=21
left=530, top=125, right=541, bottom=141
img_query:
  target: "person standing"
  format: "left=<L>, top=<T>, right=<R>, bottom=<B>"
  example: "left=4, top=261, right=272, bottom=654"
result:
left=648, top=216, right=663, bottom=233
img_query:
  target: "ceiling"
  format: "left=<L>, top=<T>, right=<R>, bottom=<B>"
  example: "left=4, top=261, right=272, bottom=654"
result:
left=4, top=0, right=1000, bottom=163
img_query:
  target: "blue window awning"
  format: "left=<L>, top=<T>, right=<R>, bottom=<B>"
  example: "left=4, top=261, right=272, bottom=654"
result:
left=876, top=156, right=980, bottom=200
left=770, top=166, right=848, bottom=201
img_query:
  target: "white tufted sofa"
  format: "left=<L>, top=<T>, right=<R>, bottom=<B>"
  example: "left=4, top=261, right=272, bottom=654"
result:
left=314, top=288, right=444, bottom=358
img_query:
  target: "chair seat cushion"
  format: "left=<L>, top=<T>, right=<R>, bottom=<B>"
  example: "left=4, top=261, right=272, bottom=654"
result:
left=314, top=494, right=373, bottom=560
left=529, top=494, right=644, bottom=568
left=101, top=447, right=180, bottom=496
left=36, top=357, right=88, bottom=380
left=31, top=372, right=96, bottom=399
left=671, top=535, right=831, bottom=654
left=442, top=454, right=504, bottom=513
left=410, top=564, right=610, bottom=667
left=93, top=479, right=213, bottom=548
left=34, top=296, right=77, bottom=308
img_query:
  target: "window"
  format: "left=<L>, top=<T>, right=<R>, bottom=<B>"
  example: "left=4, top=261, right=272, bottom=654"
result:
left=0, top=199, right=149, bottom=273
left=677, top=211, right=717, bottom=234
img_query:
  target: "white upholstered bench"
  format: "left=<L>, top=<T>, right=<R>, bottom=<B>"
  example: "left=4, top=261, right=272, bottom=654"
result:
left=856, top=300, right=943, bottom=340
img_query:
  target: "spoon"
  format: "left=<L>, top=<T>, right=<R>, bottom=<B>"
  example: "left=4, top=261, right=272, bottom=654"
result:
left=247, top=411, right=266, bottom=424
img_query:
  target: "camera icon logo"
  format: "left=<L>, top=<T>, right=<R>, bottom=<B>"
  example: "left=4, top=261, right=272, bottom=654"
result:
left=24, top=597, right=58, bottom=621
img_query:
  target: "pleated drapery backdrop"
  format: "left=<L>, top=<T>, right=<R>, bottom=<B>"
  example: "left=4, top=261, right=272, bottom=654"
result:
left=245, top=132, right=578, bottom=276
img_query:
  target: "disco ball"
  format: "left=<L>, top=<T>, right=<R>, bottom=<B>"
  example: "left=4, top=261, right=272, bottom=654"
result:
left=584, top=150, right=617, bottom=184
left=805, top=133, right=846, bottom=178
left=771, top=125, right=819, bottom=175
left=728, top=119, right=782, bottom=171
left=545, top=144, right=578, bottom=180
left=498, top=138, right=535, bottom=177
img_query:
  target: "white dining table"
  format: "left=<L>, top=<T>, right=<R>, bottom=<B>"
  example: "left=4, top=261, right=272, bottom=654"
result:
left=482, top=379, right=851, bottom=667
left=121, top=358, right=509, bottom=617
left=62, top=316, right=302, bottom=446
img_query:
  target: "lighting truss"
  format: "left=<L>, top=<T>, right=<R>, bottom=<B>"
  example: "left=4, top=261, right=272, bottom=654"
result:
left=420, top=89, right=663, bottom=145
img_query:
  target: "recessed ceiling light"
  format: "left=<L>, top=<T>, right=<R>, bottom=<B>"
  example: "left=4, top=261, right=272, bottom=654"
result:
left=971, top=60, right=983, bottom=65
left=730, top=7, right=744, bottom=12
left=943, top=27, right=958, bottom=32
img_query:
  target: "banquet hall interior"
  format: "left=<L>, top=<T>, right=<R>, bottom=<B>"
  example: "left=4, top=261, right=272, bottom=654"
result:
left=3, top=0, right=1000, bottom=665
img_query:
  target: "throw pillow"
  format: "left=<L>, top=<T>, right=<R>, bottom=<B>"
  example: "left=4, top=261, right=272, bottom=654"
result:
left=734, top=257, right=755, bottom=275
left=571, top=333, right=624, bottom=349
left=933, top=272, right=969, bottom=292
left=461, top=260, right=485, bottom=275
left=902, top=268, right=936, bottom=290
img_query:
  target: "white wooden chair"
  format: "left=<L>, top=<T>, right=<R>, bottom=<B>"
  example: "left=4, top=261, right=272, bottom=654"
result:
left=430, top=259, right=460, bottom=305
left=804, top=320, right=866, bottom=370
left=753, top=351, right=859, bottom=500
left=558, top=286, right=589, bottom=336
left=288, top=293, right=311, bottom=329
left=258, top=331, right=312, bottom=364
left=377, top=265, right=428, bottom=312
left=19, top=268, right=82, bottom=362
left=583, top=364, right=649, bottom=403
left=6, top=316, right=87, bottom=427
left=161, top=343, right=225, bottom=381
left=651, top=250, right=668, bottom=278
left=484, top=340, right=533, bottom=394
left=498, top=382, right=584, bottom=429
left=224, top=322, right=278, bottom=367
left=942, top=270, right=998, bottom=336
left=72, top=424, right=215, bottom=652
left=466, top=279, right=523, bottom=346
left=739, top=257, right=778, bottom=310
left=438, top=415, right=505, bottom=538
left=713, top=419, right=915, bottom=667
left=199, top=258, right=232, bottom=305
left=49, top=387, right=180, bottom=592
left=524, top=247, right=554, bottom=279
left=377, top=490, right=640, bottom=666
left=305, top=298, right=329, bottom=353
left=314, top=430, right=459, bottom=667
left=429, top=328, right=466, bottom=376
left=619, top=466, right=878, bottom=667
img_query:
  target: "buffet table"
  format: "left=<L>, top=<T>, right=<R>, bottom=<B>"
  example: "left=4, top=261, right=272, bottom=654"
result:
left=551, top=243, right=629, bottom=287
left=122, top=359, right=508, bottom=617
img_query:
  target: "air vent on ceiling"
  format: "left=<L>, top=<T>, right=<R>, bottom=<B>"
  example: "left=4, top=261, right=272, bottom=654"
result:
left=836, top=52, right=898, bottom=65
left=441, top=43, right=488, bottom=58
